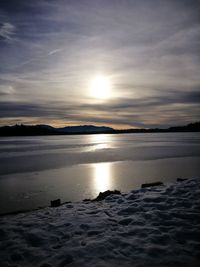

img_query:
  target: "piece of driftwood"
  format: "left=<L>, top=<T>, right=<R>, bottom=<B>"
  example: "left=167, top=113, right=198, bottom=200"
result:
left=141, top=182, right=163, bottom=188
left=177, top=178, right=187, bottom=182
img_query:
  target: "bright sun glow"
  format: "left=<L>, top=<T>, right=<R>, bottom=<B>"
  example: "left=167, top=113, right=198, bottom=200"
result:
left=89, top=75, right=111, bottom=100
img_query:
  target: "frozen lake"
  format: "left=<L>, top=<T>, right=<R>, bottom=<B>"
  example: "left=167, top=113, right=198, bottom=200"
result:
left=0, top=132, right=199, bottom=214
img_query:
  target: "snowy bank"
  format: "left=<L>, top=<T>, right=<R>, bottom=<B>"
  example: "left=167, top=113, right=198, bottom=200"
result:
left=0, top=179, right=200, bottom=267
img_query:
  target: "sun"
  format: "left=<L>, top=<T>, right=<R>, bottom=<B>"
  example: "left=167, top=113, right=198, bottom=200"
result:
left=89, top=75, right=111, bottom=100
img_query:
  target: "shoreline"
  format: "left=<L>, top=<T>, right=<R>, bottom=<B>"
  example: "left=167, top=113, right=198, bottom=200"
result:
left=0, top=178, right=196, bottom=217
left=0, top=178, right=199, bottom=266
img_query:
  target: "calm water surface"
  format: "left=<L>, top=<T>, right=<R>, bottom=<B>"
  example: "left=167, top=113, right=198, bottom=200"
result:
left=0, top=133, right=199, bottom=214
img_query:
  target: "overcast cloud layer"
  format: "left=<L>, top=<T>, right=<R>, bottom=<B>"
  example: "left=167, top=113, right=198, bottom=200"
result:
left=0, top=0, right=199, bottom=128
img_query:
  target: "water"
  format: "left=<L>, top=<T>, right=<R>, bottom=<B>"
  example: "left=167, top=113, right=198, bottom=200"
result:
left=0, top=132, right=199, bottom=214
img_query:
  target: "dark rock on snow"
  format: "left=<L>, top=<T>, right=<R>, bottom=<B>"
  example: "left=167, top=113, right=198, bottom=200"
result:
left=93, top=190, right=121, bottom=201
left=51, top=199, right=61, bottom=207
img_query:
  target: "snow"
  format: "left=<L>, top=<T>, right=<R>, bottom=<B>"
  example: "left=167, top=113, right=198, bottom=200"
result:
left=0, top=179, right=200, bottom=267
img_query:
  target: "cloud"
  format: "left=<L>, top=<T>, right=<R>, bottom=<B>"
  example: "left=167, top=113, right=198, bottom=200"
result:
left=48, top=49, right=62, bottom=56
left=0, top=88, right=199, bottom=127
left=0, top=22, right=15, bottom=41
left=11, top=48, right=62, bottom=69
left=0, top=1, right=199, bottom=127
left=0, top=85, right=15, bottom=95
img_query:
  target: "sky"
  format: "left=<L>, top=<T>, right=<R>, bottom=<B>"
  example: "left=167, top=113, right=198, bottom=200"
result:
left=0, top=0, right=199, bottom=129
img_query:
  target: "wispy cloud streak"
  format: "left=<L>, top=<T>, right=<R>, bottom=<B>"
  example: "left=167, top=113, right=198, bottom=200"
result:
left=0, top=22, right=15, bottom=41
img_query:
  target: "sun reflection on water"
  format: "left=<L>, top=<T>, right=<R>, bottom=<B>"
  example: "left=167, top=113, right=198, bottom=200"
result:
left=93, top=162, right=112, bottom=193
left=86, top=134, right=114, bottom=194
left=86, top=134, right=112, bottom=151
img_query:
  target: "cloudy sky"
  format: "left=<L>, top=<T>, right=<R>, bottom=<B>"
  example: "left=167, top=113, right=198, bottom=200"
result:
left=0, top=0, right=199, bottom=128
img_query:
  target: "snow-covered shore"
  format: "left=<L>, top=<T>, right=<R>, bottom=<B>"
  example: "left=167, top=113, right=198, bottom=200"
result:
left=0, top=179, right=200, bottom=267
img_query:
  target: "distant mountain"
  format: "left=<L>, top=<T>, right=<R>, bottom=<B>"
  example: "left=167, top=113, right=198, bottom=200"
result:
left=0, top=124, right=114, bottom=136
left=58, top=125, right=113, bottom=133
left=167, top=122, right=200, bottom=132
left=0, top=124, right=57, bottom=136
left=115, top=122, right=200, bottom=134
left=0, top=122, right=199, bottom=136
